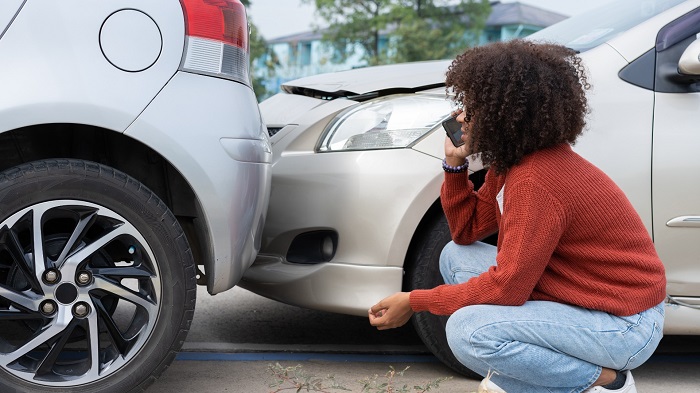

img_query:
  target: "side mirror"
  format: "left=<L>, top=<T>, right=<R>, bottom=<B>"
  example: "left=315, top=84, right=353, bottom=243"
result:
left=679, top=37, right=700, bottom=76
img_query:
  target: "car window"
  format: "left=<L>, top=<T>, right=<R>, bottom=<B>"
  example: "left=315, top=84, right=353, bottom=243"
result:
left=528, top=0, right=686, bottom=52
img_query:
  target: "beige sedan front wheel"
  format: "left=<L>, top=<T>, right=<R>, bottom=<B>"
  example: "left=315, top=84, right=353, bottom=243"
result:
left=405, top=212, right=481, bottom=380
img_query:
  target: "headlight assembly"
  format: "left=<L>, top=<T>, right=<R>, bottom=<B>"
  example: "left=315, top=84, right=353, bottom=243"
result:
left=318, top=94, right=452, bottom=152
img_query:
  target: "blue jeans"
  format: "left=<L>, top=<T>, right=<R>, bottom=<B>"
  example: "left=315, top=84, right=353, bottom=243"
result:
left=440, top=241, right=664, bottom=393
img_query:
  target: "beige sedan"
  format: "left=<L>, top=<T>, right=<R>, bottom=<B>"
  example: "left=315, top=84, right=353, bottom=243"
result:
left=242, top=0, right=700, bottom=378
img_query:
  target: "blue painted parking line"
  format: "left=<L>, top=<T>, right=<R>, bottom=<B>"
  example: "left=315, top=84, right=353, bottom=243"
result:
left=176, top=352, right=439, bottom=363
left=175, top=351, right=700, bottom=364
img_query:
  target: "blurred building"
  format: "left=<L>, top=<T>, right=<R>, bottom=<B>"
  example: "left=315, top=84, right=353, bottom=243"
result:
left=253, top=1, right=566, bottom=99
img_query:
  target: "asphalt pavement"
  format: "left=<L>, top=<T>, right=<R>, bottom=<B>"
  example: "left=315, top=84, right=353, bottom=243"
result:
left=149, top=347, right=700, bottom=392
left=148, top=287, right=700, bottom=393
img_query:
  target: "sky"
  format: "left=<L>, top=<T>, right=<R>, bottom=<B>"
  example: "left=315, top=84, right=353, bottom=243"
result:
left=247, top=0, right=618, bottom=40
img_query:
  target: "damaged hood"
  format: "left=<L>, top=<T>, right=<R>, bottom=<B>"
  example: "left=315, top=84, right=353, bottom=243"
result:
left=281, top=60, right=452, bottom=99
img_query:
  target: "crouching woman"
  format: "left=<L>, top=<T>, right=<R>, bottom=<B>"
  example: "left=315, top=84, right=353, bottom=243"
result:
left=368, top=39, right=666, bottom=393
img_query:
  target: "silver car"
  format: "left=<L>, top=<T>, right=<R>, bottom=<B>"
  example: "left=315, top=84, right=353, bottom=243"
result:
left=0, top=1, right=270, bottom=391
left=242, top=0, right=700, bottom=378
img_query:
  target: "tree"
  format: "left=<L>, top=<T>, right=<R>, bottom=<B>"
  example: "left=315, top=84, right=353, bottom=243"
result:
left=305, top=0, right=395, bottom=65
left=242, top=0, right=279, bottom=100
left=391, top=0, right=491, bottom=63
left=303, top=0, right=491, bottom=65
left=248, top=21, right=280, bottom=100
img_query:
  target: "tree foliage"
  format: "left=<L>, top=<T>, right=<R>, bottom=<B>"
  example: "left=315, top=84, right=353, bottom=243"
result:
left=243, top=0, right=279, bottom=99
left=303, top=0, right=491, bottom=65
left=248, top=21, right=279, bottom=99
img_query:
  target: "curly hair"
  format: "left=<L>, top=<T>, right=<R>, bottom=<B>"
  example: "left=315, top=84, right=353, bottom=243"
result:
left=445, top=39, right=590, bottom=174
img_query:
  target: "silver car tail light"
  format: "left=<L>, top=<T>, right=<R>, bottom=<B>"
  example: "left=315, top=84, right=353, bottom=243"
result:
left=179, top=0, right=250, bottom=86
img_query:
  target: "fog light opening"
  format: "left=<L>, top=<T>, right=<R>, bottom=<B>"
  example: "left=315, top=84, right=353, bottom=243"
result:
left=287, top=230, right=338, bottom=264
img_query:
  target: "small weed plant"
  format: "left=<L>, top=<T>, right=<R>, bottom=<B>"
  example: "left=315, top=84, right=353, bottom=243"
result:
left=359, top=365, right=451, bottom=393
left=267, top=363, right=452, bottom=393
left=267, top=363, right=349, bottom=392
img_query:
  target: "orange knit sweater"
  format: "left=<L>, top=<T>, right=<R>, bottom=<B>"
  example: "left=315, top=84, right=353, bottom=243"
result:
left=410, top=143, right=666, bottom=317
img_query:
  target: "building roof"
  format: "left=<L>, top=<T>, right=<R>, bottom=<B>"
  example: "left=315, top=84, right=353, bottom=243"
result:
left=267, top=30, right=324, bottom=45
left=487, top=1, right=567, bottom=27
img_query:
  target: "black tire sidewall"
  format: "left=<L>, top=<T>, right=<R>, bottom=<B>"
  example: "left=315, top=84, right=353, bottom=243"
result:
left=0, top=160, right=196, bottom=393
left=406, top=213, right=481, bottom=380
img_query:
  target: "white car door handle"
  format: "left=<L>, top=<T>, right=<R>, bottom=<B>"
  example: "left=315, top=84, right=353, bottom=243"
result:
left=666, top=216, right=700, bottom=227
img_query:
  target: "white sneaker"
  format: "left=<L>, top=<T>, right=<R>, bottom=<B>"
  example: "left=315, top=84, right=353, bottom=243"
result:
left=583, top=370, right=637, bottom=393
left=478, top=377, right=506, bottom=393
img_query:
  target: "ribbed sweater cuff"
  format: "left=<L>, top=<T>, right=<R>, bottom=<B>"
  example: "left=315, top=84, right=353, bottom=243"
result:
left=443, top=171, right=472, bottom=193
left=409, top=289, right=434, bottom=312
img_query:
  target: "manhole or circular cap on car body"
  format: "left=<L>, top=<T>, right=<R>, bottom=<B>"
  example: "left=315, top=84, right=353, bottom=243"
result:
left=99, top=9, right=162, bottom=72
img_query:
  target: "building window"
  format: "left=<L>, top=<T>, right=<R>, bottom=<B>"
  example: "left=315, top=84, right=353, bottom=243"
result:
left=300, top=42, right=312, bottom=66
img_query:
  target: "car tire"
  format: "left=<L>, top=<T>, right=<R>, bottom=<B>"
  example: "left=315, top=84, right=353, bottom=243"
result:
left=0, top=159, right=196, bottom=392
left=406, top=212, right=481, bottom=380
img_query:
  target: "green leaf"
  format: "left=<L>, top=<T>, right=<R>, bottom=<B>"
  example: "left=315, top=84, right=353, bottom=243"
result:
left=308, top=0, right=492, bottom=65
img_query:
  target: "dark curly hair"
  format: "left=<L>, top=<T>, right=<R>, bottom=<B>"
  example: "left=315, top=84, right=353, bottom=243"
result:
left=445, top=39, right=590, bottom=174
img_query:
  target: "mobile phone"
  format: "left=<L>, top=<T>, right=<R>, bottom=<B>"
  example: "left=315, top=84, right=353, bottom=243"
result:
left=442, top=116, right=464, bottom=147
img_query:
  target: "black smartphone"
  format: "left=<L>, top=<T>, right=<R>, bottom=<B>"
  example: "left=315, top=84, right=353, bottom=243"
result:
left=442, top=116, right=464, bottom=147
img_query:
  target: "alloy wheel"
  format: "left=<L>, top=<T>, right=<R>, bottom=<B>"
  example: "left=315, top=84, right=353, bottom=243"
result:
left=0, top=200, right=161, bottom=387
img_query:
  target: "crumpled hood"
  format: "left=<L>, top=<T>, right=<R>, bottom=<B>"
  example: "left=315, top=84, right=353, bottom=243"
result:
left=281, top=59, right=452, bottom=98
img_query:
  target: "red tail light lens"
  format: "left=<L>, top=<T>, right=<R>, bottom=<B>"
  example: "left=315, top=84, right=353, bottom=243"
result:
left=181, top=0, right=248, bottom=49
left=179, top=0, right=251, bottom=86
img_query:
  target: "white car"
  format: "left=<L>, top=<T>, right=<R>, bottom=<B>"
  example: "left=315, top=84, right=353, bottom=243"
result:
left=0, top=1, right=270, bottom=391
left=242, top=0, right=700, bottom=378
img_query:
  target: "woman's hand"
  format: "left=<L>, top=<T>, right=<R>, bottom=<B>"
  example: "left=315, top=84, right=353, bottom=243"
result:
left=368, top=292, right=414, bottom=330
left=444, top=137, right=472, bottom=165
left=444, top=110, right=473, bottom=165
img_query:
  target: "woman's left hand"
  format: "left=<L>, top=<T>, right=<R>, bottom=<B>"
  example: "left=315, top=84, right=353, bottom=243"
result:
left=444, top=110, right=473, bottom=164
left=368, top=292, right=414, bottom=330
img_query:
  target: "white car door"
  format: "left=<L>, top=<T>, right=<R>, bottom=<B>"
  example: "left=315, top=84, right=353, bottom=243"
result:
left=649, top=11, right=700, bottom=316
left=0, top=0, right=24, bottom=37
